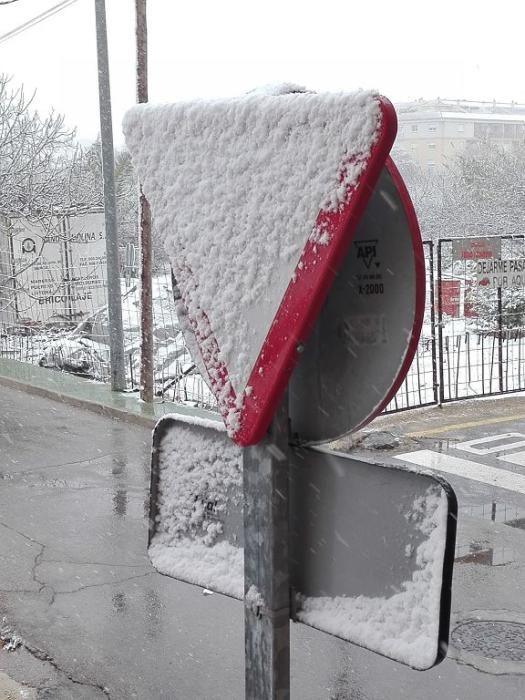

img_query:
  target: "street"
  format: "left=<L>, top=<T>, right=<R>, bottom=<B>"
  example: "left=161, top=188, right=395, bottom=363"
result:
left=1, top=386, right=525, bottom=698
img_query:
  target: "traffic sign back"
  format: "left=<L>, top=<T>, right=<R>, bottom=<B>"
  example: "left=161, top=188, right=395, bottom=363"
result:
left=289, top=158, right=425, bottom=443
left=124, top=92, right=397, bottom=445
left=148, top=414, right=457, bottom=670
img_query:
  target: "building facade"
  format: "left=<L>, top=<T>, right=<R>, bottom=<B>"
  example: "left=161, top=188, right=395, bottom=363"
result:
left=395, top=99, right=525, bottom=169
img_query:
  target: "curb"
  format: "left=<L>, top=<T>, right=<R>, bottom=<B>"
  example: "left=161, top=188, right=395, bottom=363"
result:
left=0, top=373, right=157, bottom=429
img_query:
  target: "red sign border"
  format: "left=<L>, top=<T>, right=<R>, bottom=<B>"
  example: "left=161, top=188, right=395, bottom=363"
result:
left=232, top=97, right=399, bottom=445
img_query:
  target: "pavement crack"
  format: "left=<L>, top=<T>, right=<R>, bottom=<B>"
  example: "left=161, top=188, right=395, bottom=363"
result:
left=1, top=623, right=111, bottom=698
left=454, top=656, right=525, bottom=677
left=42, top=558, right=152, bottom=569
left=0, top=520, right=46, bottom=550
left=3, top=453, right=119, bottom=477
left=0, top=522, right=56, bottom=601
left=30, top=543, right=46, bottom=590
left=52, top=571, right=155, bottom=597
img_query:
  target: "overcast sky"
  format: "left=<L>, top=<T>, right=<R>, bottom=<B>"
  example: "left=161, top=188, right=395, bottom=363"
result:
left=1, top=0, right=523, bottom=145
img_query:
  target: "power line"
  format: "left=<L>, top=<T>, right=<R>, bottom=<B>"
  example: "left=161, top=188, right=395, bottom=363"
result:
left=0, top=0, right=79, bottom=45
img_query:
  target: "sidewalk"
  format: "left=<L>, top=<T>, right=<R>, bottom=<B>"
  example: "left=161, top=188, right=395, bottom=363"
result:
left=0, top=358, right=215, bottom=428
left=2, top=356, right=525, bottom=444
left=0, top=383, right=245, bottom=699
left=2, top=363, right=525, bottom=698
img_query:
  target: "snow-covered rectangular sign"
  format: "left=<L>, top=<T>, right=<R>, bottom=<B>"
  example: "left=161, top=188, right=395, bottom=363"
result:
left=148, top=415, right=456, bottom=670
left=124, top=89, right=397, bottom=445
left=289, top=445, right=457, bottom=671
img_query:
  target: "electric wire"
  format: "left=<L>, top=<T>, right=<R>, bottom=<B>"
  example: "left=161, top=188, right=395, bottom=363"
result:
left=0, top=0, right=80, bottom=45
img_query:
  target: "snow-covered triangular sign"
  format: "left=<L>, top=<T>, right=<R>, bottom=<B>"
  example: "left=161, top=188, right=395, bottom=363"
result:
left=123, top=88, right=397, bottom=445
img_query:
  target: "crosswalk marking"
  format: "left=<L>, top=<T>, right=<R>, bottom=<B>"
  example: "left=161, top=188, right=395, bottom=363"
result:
left=454, top=432, right=525, bottom=455
left=396, top=449, right=525, bottom=496
left=498, top=451, right=525, bottom=467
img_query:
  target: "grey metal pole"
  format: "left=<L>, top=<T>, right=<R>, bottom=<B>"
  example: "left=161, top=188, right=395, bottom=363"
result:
left=135, top=0, right=154, bottom=403
left=94, top=0, right=126, bottom=391
left=497, top=285, right=504, bottom=393
left=243, top=397, right=290, bottom=700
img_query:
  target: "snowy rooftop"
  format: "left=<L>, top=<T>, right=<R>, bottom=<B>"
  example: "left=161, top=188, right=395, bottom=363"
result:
left=398, top=110, right=525, bottom=123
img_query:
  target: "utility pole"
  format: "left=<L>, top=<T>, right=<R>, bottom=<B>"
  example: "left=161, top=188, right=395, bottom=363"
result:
left=135, top=0, right=154, bottom=403
left=94, top=0, right=126, bottom=391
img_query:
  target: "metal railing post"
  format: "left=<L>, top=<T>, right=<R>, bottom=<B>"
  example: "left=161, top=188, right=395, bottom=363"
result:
left=437, top=239, right=445, bottom=405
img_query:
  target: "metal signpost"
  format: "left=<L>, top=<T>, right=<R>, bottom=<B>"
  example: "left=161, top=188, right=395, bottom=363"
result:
left=134, top=95, right=458, bottom=698
left=243, top=400, right=291, bottom=700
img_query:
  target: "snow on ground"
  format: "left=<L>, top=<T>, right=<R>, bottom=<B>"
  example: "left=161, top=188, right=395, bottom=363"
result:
left=0, top=274, right=215, bottom=408
left=3, top=301, right=524, bottom=413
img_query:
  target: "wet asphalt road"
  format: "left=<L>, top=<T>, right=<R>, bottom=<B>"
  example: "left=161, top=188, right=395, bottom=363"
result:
left=1, top=386, right=525, bottom=699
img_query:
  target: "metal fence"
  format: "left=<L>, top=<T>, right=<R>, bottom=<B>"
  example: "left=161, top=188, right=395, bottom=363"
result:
left=437, top=235, right=525, bottom=403
left=383, top=241, right=437, bottom=412
left=2, top=228, right=525, bottom=416
left=0, top=215, right=216, bottom=409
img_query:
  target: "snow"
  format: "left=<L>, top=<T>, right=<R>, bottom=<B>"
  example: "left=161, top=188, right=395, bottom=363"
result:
left=295, top=486, right=449, bottom=670
left=150, top=539, right=243, bottom=599
left=148, top=419, right=243, bottom=599
left=29, top=274, right=216, bottom=408
left=123, top=89, right=382, bottom=433
left=245, top=584, right=265, bottom=613
left=161, top=412, right=224, bottom=433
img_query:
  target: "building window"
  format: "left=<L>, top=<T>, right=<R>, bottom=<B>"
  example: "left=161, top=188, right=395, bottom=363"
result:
left=428, top=143, right=436, bottom=149
left=411, top=124, right=418, bottom=132
left=457, top=125, right=465, bottom=132
left=474, top=123, right=490, bottom=139
left=428, top=125, right=437, bottom=132
left=488, top=123, right=504, bottom=138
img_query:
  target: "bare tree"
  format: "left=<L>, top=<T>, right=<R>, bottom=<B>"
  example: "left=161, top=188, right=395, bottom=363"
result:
left=0, top=74, right=77, bottom=221
left=394, top=138, right=525, bottom=244
left=447, top=139, right=525, bottom=238
left=393, top=146, right=457, bottom=242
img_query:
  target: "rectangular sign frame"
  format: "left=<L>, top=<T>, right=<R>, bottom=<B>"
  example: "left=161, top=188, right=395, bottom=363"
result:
left=148, top=414, right=457, bottom=671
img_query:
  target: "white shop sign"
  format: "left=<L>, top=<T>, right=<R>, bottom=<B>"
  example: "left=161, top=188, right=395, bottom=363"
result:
left=476, top=258, right=525, bottom=289
left=9, top=213, right=107, bottom=325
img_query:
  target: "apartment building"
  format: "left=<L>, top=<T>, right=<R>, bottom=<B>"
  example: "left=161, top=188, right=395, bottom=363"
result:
left=395, top=99, right=525, bottom=168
